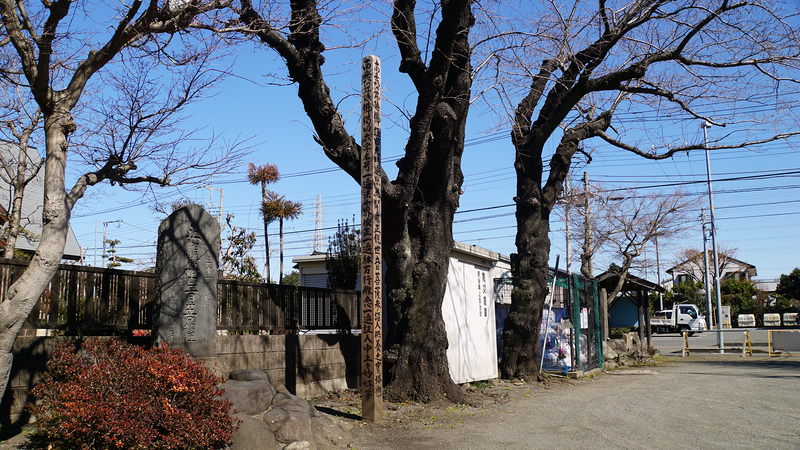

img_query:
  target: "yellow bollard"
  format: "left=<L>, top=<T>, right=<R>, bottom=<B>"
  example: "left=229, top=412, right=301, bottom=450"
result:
left=682, top=331, right=689, bottom=357
left=742, top=331, right=752, bottom=357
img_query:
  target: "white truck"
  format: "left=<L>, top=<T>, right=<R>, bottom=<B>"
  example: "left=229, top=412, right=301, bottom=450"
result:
left=650, top=304, right=707, bottom=336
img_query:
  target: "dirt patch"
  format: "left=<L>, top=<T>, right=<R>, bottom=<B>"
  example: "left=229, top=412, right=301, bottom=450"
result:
left=309, top=375, right=579, bottom=444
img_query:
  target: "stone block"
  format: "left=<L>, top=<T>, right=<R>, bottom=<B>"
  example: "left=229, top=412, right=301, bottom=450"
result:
left=311, top=416, right=352, bottom=450
left=230, top=369, right=274, bottom=383
left=263, top=406, right=313, bottom=445
left=271, top=392, right=319, bottom=418
left=229, top=412, right=278, bottom=450
left=154, top=204, right=220, bottom=358
left=219, top=380, right=277, bottom=416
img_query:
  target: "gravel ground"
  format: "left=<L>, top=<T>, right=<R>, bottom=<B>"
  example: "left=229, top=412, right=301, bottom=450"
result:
left=339, top=355, right=800, bottom=450
left=3, top=355, right=798, bottom=449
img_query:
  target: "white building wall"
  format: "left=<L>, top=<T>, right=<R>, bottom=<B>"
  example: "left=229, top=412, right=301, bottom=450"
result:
left=294, top=241, right=505, bottom=384
left=442, top=258, right=498, bottom=384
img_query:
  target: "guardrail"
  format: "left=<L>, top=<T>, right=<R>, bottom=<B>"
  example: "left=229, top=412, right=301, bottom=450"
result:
left=768, top=330, right=800, bottom=357
left=681, top=328, right=756, bottom=357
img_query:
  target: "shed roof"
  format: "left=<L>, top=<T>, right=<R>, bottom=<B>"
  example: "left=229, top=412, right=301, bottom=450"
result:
left=596, top=270, right=665, bottom=293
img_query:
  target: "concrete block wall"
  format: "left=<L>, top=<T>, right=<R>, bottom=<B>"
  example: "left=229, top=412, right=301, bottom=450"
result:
left=215, top=334, right=361, bottom=398
left=0, top=333, right=361, bottom=425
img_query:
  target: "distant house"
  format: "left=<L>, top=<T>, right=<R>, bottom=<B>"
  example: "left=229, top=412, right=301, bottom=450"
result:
left=293, top=241, right=511, bottom=384
left=0, top=141, right=82, bottom=260
left=663, top=251, right=756, bottom=291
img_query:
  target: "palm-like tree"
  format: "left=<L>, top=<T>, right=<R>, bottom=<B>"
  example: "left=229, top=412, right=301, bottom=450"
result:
left=262, top=192, right=302, bottom=283
left=247, top=163, right=279, bottom=280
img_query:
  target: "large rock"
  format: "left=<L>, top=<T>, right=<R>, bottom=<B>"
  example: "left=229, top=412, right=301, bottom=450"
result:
left=220, top=370, right=349, bottom=449
left=219, top=380, right=278, bottom=416
left=272, top=392, right=319, bottom=418
left=311, top=416, right=352, bottom=450
left=228, top=413, right=278, bottom=450
left=263, top=406, right=314, bottom=445
left=229, top=369, right=274, bottom=384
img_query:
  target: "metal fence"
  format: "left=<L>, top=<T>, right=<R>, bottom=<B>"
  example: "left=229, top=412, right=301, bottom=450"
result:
left=0, top=258, right=359, bottom=333
left=495, top=272, right=602, bottom=373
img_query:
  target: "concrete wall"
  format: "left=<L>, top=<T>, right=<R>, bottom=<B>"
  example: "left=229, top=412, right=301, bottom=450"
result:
left=1, top=333, right=360, bottom=425
left=215, top=334, right=360, bottom=398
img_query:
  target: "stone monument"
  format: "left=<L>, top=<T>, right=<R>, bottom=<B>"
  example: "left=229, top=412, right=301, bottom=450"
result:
left=154, top=204, right=220, bottom=358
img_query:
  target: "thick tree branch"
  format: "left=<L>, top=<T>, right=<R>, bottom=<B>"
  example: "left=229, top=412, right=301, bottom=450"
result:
left=596, top=129, right=800, bottom=160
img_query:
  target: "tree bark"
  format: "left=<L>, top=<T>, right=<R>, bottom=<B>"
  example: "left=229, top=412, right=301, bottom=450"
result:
left=0, top=110, right=75, bottom=396
left=4, top=184, right=26, bottom=259
left=502, top=112, right=612, bottom=379
left=278, top=218, right=284, bottom=284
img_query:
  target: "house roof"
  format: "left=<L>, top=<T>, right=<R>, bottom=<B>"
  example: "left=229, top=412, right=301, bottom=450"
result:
left=0, top=140, right=82, bottom=260
left=665, top=250, right=756, bottom=275
left=293, top=241, right=511, bottom=267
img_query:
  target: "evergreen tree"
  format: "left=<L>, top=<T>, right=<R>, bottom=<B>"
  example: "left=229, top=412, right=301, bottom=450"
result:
left=325, top=219, right=360, bottom=290
left=776, top=268, right=800, bottom=303
left=104, top=239, right=134, bottom=269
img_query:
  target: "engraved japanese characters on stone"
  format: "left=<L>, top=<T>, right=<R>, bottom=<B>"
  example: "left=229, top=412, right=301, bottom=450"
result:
left=154, top=204, right=220, bottom=358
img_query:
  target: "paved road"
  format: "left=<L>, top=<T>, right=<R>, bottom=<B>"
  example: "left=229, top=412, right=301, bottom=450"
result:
left=651, top=328, right=780, bottom=356
left=350, top=356, right=800, bottom=449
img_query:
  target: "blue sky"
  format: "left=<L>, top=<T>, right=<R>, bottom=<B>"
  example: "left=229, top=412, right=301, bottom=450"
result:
left=64, top=28, right=800, bottom=285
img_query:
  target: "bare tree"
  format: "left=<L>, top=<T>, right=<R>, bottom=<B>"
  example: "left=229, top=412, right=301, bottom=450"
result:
left=594, top=190, right=698, bottom=302
left=0, top=0, right=236, bottom=398
left=226, top=0, right=474, bottom=402
left=496, top=0, right=800, bottom=379
left=0, top=86, right=44, bottom=258
left=669, top=244, right=739, bottom=285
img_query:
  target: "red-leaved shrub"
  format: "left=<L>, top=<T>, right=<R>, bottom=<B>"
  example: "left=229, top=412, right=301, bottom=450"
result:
left=30, top=339, right=239, bottom=450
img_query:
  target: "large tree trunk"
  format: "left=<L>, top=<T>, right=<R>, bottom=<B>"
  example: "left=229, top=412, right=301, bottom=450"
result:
left=263, top=218, right=271, bottom=281
left=279, top=218, right=284, bottom=284
left=381, top=99, right=468, bottom=402
left=240, top=0, right=473, bottom=402
left=0, top=111, right=74, bottom=396
left=501, top=204, right=552, bottom=379
left=502, top=112, right=612, bottom=379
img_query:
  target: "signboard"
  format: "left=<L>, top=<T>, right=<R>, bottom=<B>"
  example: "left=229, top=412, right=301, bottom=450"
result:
left=360, top=55, right=383, bottom=422
left=442, top=260, right=498, bottom=384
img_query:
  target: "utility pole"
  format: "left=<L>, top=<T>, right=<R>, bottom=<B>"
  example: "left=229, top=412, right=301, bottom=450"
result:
left=702, top=209, right=713, bottom=329
left=703, top=121, right=724, bottom=352
left=655, top=234, right=663, bottom=310
left=565, top=177, right=572, bottom=275
left=199, top=176, right=224, bottom=227
left=581, top=171, right=593, bottom=278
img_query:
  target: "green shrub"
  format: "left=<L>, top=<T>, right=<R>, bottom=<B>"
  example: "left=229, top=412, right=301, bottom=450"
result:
left=30, top=339, right=239, bottom=450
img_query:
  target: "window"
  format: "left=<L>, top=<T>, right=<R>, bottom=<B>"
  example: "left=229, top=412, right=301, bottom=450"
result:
left=679, top=305, right=698, bottom=319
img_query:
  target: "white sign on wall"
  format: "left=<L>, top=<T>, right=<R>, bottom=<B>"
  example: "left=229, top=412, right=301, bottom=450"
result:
left=442, top=259, right=498, bottom=384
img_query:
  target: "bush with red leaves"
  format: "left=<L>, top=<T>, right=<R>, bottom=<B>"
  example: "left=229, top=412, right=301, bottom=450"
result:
left=30, top=339, right=239, bottom=450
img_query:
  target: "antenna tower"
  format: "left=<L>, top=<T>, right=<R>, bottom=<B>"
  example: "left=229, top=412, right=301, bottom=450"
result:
left=311, top=195, right=327, bottom=253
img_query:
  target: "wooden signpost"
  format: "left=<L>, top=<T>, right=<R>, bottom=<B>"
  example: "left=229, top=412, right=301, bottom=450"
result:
left=360, top=55, right=383, bottom=422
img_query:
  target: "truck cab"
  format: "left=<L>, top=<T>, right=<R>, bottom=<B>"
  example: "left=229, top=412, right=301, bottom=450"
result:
left=651, top=304, right=706, bottom=335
